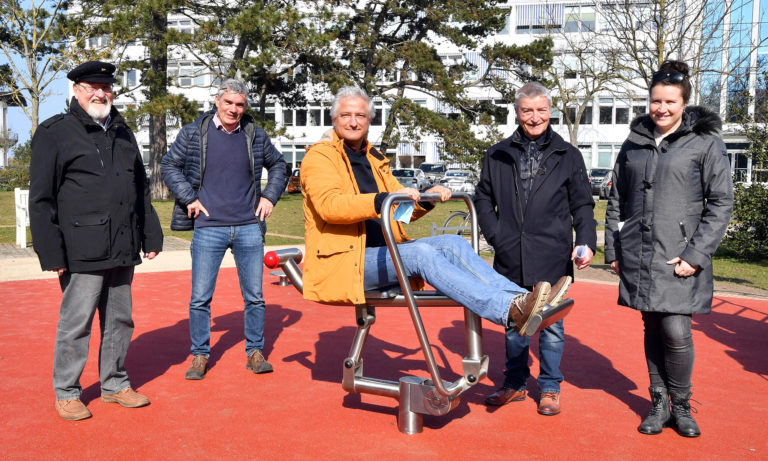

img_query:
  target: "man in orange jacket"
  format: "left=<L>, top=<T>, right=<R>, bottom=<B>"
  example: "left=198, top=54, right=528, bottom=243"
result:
left=300, top=86, right=571, bottom=334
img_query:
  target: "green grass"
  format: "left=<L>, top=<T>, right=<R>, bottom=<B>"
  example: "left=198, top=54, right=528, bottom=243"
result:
left=4, top=190, right=768, bottom=290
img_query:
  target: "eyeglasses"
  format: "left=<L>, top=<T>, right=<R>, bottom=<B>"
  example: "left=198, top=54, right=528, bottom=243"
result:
left=651, top=71, right=687, bottom=84
left=77, top=83, right=113, bottom=94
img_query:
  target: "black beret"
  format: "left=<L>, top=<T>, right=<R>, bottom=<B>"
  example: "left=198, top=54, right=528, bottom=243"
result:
left=67, top=61, right=117, bottom=83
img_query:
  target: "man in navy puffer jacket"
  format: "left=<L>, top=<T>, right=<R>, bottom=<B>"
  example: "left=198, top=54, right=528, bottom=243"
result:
left=161, top=79, right=286, bottom=380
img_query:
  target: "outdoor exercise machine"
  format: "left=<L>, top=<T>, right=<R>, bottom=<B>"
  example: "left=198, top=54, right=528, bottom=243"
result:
left=264, top=192, right=574, bottom=434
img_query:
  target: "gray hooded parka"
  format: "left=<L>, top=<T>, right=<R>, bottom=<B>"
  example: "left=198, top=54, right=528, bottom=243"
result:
left=604, top=106, right=733, bottom=314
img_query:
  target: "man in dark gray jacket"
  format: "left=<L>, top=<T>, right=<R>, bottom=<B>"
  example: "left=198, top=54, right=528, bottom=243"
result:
left=161, top=79, right=285, bottom=380
left=30, top=61, right=163, bottom=421
left=475, top=82, right=597, bottom=416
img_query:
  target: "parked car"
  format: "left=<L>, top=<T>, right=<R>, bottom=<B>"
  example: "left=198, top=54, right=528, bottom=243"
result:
left=439, top=169, right=476, bottom=196
left=418, top=162, right=446, bottom=187
left=392, top=168, right=428, bottom=190
left=599, top=170, right=614, bottom=199
left=588, top=168, right=612, bottom=196
left=286, top=168, right=301, bottom=193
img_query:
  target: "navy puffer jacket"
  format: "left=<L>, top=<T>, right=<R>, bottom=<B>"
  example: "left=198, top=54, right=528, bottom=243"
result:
left=161, top=111, right=286, bottom=230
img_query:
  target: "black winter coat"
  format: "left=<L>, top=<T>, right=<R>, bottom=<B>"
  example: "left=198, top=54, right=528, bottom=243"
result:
left=475, top=126, right=597, bottom=286
left=160, top=111, right=286, bottom=231
left=604, top=107, right=733, bottom=314
left=29, top=98, right=163, bottom=273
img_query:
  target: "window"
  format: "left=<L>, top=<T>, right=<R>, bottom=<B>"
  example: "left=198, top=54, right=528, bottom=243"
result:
left=295, top=109, right=307, bottom=126
left=282, top=110, right=294, bottom=126
left=309, top=109, right=321, bottom=127
left=550, top=106, right=561, bottom=125
left=168, top=19, right=195, bottom=34
left=168, top=61, right=206, bottom=87
left=117, top=69, right=138, bottom=89
left=564, top=5, right=594, bottom=33
left=632, top=98, right=647, bottom=118
left=87, top=35, right=110, bottom=49
left=598, top=145, right=613, bottom=168
left=567, top=104, right=592, bottom=125
left=516, top=4, right=564, bottom=34
left=599, top=98, right=613, bottom=125
left=615, top=99, right=630, bottom=124
left=579, top=145, right=592, bottom=168
left=323, top=108, right=332, bottom=126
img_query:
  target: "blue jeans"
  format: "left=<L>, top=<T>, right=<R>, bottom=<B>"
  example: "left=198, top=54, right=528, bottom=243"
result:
left=363, top=234, right=527, bottom=326
left=189, top=224, right=265, bottom=357
left=504, top=319, right=565, bottom=393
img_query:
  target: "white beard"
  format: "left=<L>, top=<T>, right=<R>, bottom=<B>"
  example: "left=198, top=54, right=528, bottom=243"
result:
left=86, top=97, right=112, bottom=121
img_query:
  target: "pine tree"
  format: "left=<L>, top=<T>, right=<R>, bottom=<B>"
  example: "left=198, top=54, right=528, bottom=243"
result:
left=310, top=0, right=552, bottom=169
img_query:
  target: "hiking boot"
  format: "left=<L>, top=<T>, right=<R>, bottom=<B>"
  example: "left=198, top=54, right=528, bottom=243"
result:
left=546, top=276, right=572, bottom=307
left=638, top=386, right=671, bottom=435
left=246, top=350, right=273, bottom=374
left=100, top=388, right=150, bottom=408
left=484, top=387, right=526, bottom=406
left=538, top=392, right=561, bottom=416
left=670, top=391, right=701, bottom=437
left=507, top=281, right=551, bottom=336
left=55, top=399, right=92, bottom=421
left=185, top=355, right=208, bottom=380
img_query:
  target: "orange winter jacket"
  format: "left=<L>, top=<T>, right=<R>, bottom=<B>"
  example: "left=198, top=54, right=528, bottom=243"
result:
left=300, top=132, right=429, bottom=304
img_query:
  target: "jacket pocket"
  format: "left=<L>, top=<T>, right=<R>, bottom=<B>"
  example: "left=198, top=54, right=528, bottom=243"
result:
left=317, top=223, right=356, bottom=257
left=68, top=213, right=111, bottom=261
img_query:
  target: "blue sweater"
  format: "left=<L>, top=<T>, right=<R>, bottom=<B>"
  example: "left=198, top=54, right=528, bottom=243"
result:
left=195, top=121, right=259, bottom=228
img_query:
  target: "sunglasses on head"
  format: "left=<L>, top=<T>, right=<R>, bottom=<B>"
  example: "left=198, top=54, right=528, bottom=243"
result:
left=652, top=71, right=687, bottom=84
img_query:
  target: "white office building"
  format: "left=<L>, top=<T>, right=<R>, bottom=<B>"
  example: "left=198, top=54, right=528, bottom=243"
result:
left=72, top=0, right=764, bottom=180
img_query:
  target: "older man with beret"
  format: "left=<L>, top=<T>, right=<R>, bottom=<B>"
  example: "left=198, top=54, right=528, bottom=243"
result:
left=30, top=61, right=163, bottom=421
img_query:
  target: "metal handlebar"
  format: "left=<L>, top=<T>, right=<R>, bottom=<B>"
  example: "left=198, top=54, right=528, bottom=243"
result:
left=379, top=192, right=481, bottom=398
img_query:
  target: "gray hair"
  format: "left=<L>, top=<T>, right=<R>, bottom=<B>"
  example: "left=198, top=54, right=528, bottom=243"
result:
left=217, top=78, right=249, bottom=102
left=330, top=86, right=375, bottom=120
left=514, top=82, right=552, bottom=109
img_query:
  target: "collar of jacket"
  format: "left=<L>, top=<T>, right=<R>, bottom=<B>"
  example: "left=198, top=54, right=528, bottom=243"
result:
left=508, top=124, right=569, bottom=157
left=69, top=96, right=126, bottom=131
left=331, top=130, right=386, bottom=162
left=628, top=105, right=723, bottom=145
left=194, top=109, right=256, bottom=131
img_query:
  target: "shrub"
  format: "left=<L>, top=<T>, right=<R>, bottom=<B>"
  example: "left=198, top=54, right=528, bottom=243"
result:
left=723, top=182, right=768, bottom=259
left=0, top=166, right=30, bottom=191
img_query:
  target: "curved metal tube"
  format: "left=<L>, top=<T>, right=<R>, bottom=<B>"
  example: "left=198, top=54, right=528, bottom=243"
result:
left=379, top=192, right=480, bottom=398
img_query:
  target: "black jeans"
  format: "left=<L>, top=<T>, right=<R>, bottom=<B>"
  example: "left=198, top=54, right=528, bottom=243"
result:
left=641, top=312, right=694, bottom=393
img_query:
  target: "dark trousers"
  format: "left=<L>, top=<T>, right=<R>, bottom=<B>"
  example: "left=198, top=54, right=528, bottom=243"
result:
left=641, top=311, right=694, bottom=393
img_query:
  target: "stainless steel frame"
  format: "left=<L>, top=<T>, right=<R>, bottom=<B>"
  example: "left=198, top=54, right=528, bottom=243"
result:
left=263, top=192, right=573, bottom=434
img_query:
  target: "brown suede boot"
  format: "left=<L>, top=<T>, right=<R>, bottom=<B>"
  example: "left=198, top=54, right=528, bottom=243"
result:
left=185, top=355, right=208, bottom=380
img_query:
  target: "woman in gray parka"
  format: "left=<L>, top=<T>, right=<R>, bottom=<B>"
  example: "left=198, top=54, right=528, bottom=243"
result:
left=604, top=61, right=733, bottom=438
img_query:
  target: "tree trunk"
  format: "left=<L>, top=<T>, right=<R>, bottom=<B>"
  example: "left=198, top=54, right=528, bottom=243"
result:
left=148, top=10, right=169, bottom=200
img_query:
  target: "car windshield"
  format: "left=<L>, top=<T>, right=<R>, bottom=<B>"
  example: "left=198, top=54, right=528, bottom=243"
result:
left=420, top=164, right=445, bottom=173
left=393, top=170, right=414, bottom=177
left=590, top=169, right=611, bottom=177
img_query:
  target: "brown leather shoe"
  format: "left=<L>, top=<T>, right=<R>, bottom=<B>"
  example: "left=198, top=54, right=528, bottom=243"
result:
left=55, top=399, right=92, bottom=421
left=100, top=388, right=150, bottom=408
left=185, top=355, right=208, bottom=380
left=547, top=276, right=572, bottom=307
left=508, top=281, right=551, bottom=336
left=538, top=392, right=561, bottom=415
left=246, top=349, right=273, bottom=374
left=484, top=387, right=527, bottom=406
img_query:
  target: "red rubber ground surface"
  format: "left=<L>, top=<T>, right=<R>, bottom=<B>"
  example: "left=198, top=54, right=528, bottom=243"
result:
left=1, top=268, right=766, bottom=459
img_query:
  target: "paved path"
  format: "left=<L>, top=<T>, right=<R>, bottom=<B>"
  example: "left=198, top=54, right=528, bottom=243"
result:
left=0, top=236, right=304, bottom=282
